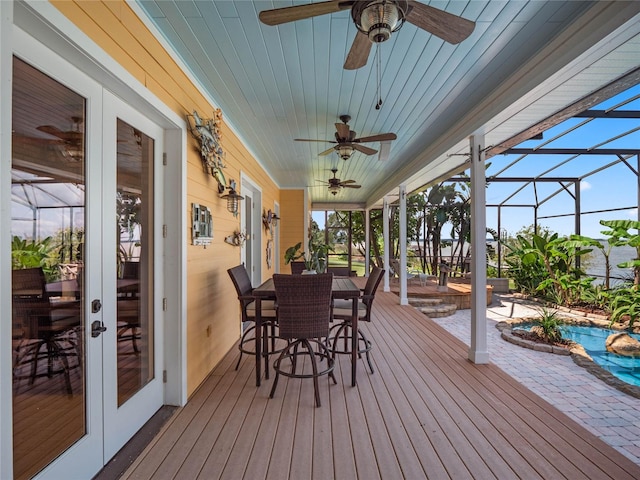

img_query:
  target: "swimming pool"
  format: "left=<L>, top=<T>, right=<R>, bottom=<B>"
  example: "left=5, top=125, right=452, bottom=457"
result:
left=514, top=323, right=640, bottom=388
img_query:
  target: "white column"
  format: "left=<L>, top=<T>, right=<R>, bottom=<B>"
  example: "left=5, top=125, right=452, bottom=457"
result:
left=399, top=184, right=408, bottom=306
left=383, top=197, right=390, bottom=292
left=469, top=135, right=489, bottom=364
left=364, top=209, right=370, bottom=276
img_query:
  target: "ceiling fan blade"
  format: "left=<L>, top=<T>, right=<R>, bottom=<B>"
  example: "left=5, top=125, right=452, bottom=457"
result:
left=36, top=125, right=65, bottom=137
left=406, top=1, right=475, bottom=44
left=335, top=122, right=350, bottom=140
left=355, top=132, right=397, bottom=143
left=37, top=125, right=82, bottom=142
left=343, top=184, right=361, bottom=188
left=13, top=134, right=63, bottom=145
left=340, top=179, right=357, bottom=184
left=259, top=1, right=350, bottom=26
left=294, top=138, right=336, bottom=143
left=353, top=144, right=377, bottom=155
left=319, top=146, right=337, bottom=156
left=344, top=31, right=372, bottom=70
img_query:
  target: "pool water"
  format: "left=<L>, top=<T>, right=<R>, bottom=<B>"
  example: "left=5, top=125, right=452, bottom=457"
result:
left=515, top=323, right=640, bottom=388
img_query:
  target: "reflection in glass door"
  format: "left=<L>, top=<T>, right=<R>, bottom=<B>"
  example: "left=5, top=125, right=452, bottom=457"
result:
left=11, top=58, right=86, bottom=480
left=116, top=119, right=154, bottom=406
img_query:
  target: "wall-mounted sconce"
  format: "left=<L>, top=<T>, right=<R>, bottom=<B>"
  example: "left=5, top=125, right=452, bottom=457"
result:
left=220, top=179, right=244, bottom=217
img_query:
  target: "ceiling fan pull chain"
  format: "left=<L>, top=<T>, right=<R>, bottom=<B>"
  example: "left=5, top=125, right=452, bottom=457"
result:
left=375, top=43, right=383, bottom=110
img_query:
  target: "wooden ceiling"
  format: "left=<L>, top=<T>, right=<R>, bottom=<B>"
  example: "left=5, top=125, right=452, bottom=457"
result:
left=134, top=1, right=640, bottom=208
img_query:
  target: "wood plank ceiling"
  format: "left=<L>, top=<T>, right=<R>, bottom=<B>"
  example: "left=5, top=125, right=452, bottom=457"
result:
left=135, top=1, right=640, bottom=208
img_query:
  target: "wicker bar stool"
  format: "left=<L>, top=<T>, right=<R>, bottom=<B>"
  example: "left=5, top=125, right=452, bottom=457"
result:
left=270, top=273, right=336, bottom=407
left=227, top=265, right=280, bottom=370
left=330, top=266, right=385, bottom=374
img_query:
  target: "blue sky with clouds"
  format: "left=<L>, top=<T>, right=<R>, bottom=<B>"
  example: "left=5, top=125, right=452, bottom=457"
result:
left=484, top=83, right=640, bottom=239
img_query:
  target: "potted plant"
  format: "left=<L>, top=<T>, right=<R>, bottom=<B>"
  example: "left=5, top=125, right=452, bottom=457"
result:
left=284, top=240, right=330, bottom=274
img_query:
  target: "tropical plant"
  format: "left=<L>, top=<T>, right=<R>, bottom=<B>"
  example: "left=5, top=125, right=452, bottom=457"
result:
left=11, top=235, right=56, bottom=275
left=284, top=239, right=330, bottom=273
left=503, top=234, right=549, bottom=296
left=608, top=285, right=640, bottom=328
left=599, top=219, right=640, bottom=286
left=534, top=307, right=563, bottom=343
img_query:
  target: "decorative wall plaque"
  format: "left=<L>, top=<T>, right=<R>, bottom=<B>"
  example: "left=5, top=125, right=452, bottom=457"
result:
left=191, top=203, right=213, bottom=247
left=187, top=109, right=226, bottom=193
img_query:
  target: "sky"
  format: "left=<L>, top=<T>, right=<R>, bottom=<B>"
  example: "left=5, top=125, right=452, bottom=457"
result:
left=484, top=83, right=640, bottom=239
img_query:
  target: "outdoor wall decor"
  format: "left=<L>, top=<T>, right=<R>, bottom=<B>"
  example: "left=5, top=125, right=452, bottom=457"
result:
left=224, top=230, right=246, bottom=247
left=262, top=208, right=279, bottom=236
left=187, top=109, right=226, bottom=193
left=191, top=203, right=213, bottom=247
left=266, top=239, right=273, bottom=269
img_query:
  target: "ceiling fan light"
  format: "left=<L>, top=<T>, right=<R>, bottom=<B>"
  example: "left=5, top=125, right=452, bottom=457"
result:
left=338, top=144, right=354, bottom=160
left=329, top=185, right=341, bottom=195
left=358, top=0, right=405, bottom=43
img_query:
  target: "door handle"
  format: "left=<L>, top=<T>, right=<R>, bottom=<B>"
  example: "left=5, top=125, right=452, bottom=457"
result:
left=91, top=320, right=107, bottom=338
left=92, top=298, right=102, bottom=313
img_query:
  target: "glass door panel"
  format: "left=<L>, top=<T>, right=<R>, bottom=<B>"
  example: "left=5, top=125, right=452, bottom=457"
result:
left=11, top=57, right=86, bottom=480
left=102, top=92, right=163, bottom=461
left=116, top=119, right=154, bottom=406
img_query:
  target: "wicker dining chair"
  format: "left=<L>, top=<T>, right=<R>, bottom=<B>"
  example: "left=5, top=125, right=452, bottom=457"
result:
left=270, top=273, right=336, bottom=407
left=227, top=265, right=279, bottom=370
left=330, top=266, right=385, bottom=374
left=12, top=267, right=81, bottom=396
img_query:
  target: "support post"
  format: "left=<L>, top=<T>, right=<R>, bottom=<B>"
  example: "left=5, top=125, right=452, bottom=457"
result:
left=469, top=135, right=489, bottom=364
left=399, top=184, right=408, bottom=306
left=364, top=209, right=370, bottom=276
left=383, top=197, right=390, bottom=292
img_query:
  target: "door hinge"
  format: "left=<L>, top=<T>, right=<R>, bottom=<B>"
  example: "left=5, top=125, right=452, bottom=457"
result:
left=163, top=224, right=167, bottom=238
left=163, top=153, right=167, bottom=166
left=163, top=297, right=167, bottom=311
left=163, top=370, right=167, bottom=383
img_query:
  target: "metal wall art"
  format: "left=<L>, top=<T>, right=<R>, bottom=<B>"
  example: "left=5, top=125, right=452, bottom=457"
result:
left=191, top=203, right=213, bottom=247
left=262, top=208, right=279, bottom=236
left=224, top=230, right=246, bottom=247
left=187, top=109, right=226, bottom=193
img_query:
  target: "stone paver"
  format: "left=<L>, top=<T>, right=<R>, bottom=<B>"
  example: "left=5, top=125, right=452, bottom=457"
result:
left=430, top=293, right=640, bottom=465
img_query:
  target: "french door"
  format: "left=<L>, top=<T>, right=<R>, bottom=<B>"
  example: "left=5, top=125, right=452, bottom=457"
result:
left=10, top=51, right=164, bottom=479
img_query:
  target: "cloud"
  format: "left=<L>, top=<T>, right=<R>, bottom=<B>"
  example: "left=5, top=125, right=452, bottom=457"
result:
left=580, top=181, right=591, bottom=191
left=627, top=208, right=638, bottom=218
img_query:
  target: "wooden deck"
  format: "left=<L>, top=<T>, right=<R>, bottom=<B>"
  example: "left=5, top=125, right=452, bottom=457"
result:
left=122, top=280, right=640, bottom=479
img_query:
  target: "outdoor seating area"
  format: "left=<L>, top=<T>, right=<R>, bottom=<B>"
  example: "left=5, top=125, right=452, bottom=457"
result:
left=120, top=282, right=640, bottom=479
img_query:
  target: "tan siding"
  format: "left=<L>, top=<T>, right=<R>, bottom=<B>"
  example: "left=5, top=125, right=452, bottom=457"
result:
left=51, top=1, right=282, bottom=395
left=279, top=190, right=306, bottom=273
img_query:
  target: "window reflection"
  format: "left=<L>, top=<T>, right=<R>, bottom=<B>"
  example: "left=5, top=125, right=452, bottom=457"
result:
left=11, top=57, right=86, bottom=480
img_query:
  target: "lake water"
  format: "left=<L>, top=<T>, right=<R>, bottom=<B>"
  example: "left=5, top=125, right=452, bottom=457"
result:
left=581, top=241, right=637, bottom=286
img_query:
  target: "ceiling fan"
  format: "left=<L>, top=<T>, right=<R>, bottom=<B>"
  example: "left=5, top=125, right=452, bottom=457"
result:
left=259, top=0, right=475, bottom=70
left=318, top=167, right=362, bottom=195
left=296, top=115, right=396, bottom=160
left=36, top=116, right=83, bottom=144
left=12, top=116, right=84, bottom=161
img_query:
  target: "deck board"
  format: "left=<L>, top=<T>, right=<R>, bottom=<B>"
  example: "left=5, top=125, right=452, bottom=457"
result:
left=122, top=281, right=640, bottom=479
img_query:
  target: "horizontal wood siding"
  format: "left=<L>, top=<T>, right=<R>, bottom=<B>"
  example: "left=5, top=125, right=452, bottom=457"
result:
left=278, top=190, right=306, bottom=273
left=51, top=0, right=281, bottom=395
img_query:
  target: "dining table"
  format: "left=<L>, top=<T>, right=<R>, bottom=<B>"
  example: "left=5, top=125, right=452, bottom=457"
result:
left=252, top=275, right=361, bottom=388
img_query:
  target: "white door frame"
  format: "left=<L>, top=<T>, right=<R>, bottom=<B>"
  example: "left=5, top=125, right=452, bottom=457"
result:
left=241, top=173, right=263, bottom=285
left=2, top=4, right=187, bottom=478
